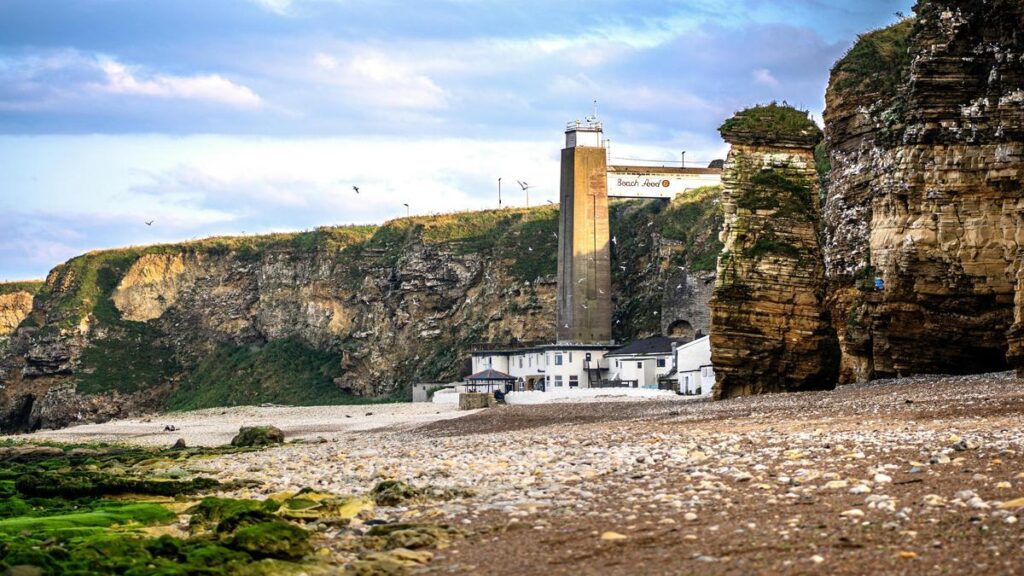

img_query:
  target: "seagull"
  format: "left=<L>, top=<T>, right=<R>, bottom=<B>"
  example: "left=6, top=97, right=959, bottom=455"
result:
left=647, top=222, right=653, bottom=227
left=599, top=289, right=605, bottom=294
left=352, top=186, right=360, bottom=194
left=676, top=284, right=683, bottom=290
left=619, top=265, right=627, bottom=271
left=611, top=236, right=617, bottom=245
left=551, top=232, right=557, bottom=239
left=577, top=278, right=586, bottom=284
left=581, top=303, right=588, bottom=309
left=528, top=246, right=533, bottom=252
left=145, top=220, right=154, bottom=226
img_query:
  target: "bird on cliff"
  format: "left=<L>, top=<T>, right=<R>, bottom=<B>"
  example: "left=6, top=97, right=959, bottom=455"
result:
left=577, top=278, right=585, bottom=284
left=581, top=303, right=588, bottom=309
left=352, top=185, right=360, bottom=194
left=145, top=220, right=154, bottom=226
left=611, top=236, right=617, bottom=245
left=619, top=265, right=627, bottom=271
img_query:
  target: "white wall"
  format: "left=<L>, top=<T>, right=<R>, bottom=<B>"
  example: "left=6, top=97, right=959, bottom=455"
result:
left=608, top=354, right=671, bottom=388
left=676, top=337, right=713, bottom=396
left=505, top=387, right=676, bottom=405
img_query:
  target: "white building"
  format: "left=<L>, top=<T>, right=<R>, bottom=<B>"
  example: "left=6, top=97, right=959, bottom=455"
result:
left=675, top=336, right=714, bottom=397
left=604, top=336, right=682, bottom=389
left=470, top=344, right=615, bottom=391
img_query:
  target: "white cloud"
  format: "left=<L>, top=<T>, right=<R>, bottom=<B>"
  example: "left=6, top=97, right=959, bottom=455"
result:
left=250, top=0, right=294, bottom=14
left=0, top=50, right=262, bottom=112
left=94, top=58, right=262, bottom=108
left=752, top=68, right=780, bottom=87
left=313, top=50, right=448, bottom=110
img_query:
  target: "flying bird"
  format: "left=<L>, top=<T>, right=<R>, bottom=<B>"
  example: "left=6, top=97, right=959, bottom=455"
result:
left=611, top=236, right=617, bottom=245
left=145, top=220, right=154, bottom=226
left=352, top=186, right=360, bottom=194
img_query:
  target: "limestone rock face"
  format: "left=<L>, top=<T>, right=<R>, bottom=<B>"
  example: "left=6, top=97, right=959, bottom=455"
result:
left=0, top=292, right=33, bottom=336
left=112, top=253, right=199, bottom=322
left=711, top=105, right=840, bottom=399
left=0, top=200, right=719, bottom=430
left=823, top=1, right=1024, bottom=382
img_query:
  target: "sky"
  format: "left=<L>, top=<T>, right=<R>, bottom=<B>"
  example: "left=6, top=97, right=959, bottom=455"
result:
left=0, top=0, right=914, bottom=280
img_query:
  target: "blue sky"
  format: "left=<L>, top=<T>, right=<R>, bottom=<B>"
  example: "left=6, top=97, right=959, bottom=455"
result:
left=0, top=0, right=913, bottom=280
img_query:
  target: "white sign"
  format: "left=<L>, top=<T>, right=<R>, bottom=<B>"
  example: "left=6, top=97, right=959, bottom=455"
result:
left=607, top=171, right=721, bottom=198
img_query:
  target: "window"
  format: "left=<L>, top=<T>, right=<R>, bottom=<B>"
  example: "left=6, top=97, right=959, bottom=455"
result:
left=519, top=357, right=523, bottom=369
left=555, top=354, right=563, bottom=366
left=637, top=362, right=643, bottom=369
left=488, top=357, right=493, bottom=368
left=585, top=353, right=592, bottom=362
left=554, top=375, right=563, bottom=387
left=615, top=360, right=619, bottom=368
left=529, top=356, right=532, bottom=367
left=569, top=352, right=573, bottom=363
left=657, top=358, right=666, bottom=368
left=569, top=375, right=579, bottom=388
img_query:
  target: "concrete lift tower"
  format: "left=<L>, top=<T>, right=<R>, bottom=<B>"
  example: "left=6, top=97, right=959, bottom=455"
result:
left=556, top=117, right=613, bottom=344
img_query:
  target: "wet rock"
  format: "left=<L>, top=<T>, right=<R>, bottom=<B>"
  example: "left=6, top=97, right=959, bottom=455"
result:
left=230, top=426, right=285, bottom=447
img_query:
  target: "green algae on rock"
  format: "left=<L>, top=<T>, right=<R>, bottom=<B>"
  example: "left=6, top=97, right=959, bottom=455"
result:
left=230, top=426, right=285, bottom=447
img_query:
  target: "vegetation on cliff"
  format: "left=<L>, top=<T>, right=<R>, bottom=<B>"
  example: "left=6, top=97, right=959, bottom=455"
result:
left=719, top=103, right=822, bottom=147
left=611, top=186, right=724, bottom=340
left=0, top=281, right=44, bottom=296
left=829, top=18, right=915, bottom=99
left=166, top=338, right=390, bottom=411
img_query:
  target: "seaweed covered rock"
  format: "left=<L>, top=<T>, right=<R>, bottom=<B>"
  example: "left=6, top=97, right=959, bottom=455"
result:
left=227, top=521, right=311, bottom=560
left=711, top=104, right=840, bottom=398
left=823, top=1, right=1024, bottom=382
left=230, top=425, right=285, bottom=447
left=370, top=480, right=422, bottom=507
left=15, top=471, right=219, bottom=498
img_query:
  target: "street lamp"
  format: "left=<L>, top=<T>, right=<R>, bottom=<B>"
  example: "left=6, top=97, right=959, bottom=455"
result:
left=403, top=203, right=409, bottom=218
left=498, top=177, right=502, bottom=208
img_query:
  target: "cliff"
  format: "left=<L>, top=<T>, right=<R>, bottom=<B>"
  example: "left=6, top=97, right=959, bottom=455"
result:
left=823, top=0, right=1024, bottom=382
left=711, top=105, right=839, bottom=398
left=0, top=192, right=723, bottom=431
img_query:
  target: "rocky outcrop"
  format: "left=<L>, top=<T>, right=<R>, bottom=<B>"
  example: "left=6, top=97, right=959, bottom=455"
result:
left=1, top=197, right=722, bottom=430
left=711, top=105, right=840, bottom=399
left=823, top=1, right=1024, bottom=382
left=0, top=291, right=33, bottom=336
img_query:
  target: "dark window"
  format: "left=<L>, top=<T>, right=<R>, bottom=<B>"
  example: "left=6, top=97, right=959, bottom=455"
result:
left=657, top=358, right=666, bottom=368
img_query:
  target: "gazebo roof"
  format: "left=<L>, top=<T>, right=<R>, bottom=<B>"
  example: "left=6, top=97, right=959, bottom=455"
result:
left=466, top=368, right=516, bottom=381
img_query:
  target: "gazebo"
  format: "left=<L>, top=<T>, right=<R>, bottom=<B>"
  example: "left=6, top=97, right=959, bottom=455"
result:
left=464, top=369, right=516, bottom=393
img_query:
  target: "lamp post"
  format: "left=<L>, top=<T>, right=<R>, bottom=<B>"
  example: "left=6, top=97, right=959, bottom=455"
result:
left=498, top=177, right=502, bottom=208
left=403, top=203, right=409, bottom=218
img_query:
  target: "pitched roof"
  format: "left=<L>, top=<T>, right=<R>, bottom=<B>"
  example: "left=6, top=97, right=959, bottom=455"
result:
left=605, top=336, right=685, bottom=358
left=466, top=368, right=516, bottom=381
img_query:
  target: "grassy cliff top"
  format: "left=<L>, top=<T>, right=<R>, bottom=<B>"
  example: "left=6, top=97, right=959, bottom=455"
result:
left=0, top=281, right=45, bottom=296
left=829, top=18, right=915, bottom=100
left=719, top=103, right=822, bottom=148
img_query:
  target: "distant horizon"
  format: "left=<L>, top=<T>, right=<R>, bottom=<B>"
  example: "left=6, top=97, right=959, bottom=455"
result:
left=0, top=0, right=914, bottom=279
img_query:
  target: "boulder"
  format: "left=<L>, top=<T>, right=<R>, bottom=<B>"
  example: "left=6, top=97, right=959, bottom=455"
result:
left=229, top=426, right=285, bottom=447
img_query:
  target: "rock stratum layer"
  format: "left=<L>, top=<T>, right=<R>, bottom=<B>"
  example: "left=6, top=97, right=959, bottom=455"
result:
left=711, top=105, right=840, bottom=398
left=0, top=195, right=723, bottom=431
left=823, top=0, right=1024, bottom=383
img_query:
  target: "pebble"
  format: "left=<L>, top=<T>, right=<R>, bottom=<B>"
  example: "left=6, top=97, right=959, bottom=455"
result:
left=873, top=473, right=892, bottom=484
left=810, top=555, right=825, bottom=564
left=840, top=509, right=865, bottom=518
left=600, top=531, right=628, bottom=541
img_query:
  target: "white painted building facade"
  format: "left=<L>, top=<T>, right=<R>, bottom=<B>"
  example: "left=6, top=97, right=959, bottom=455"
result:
left=675, top=336, right=714, bottom=397
left=470, top=345, right=615, bottom=391
left=604, top=336, right=680, bottom=389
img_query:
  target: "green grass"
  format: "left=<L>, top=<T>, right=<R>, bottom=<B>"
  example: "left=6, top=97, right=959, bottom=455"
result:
left=720, top=103, right=822, bottom=145
left=830, top=18, right=914, bottom=98
left=166, top=338, right=387, bottom=410
left=0, top=280, right=45, bottom=296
